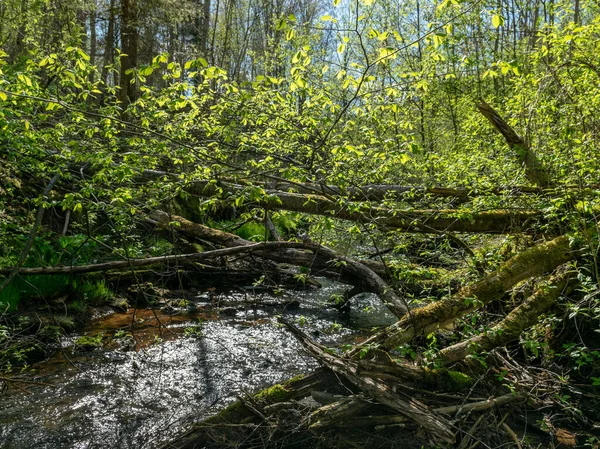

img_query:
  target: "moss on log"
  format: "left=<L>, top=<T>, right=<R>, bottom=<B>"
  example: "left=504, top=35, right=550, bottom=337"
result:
left=439, top=266, right=575, bottom=365
left=350, top=235, right=575, bottom=353
left=186, top=181, right=544, bottom=234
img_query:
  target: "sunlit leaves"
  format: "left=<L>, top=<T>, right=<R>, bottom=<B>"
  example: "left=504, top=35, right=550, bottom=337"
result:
left=492, top=14, right=504, bottom=28
left=437, top=0, right=460, bottom=11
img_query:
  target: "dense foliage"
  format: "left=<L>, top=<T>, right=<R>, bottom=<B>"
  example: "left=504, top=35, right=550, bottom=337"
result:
left=1, top=0, right=600, bottom=447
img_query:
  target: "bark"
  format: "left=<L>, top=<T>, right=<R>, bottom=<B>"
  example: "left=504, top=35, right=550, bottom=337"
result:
left=200, top=0, right=211, bottom=57
left=433, top=393, right=524, bottom=415
left=264, top=212, right=281, bottom=241
left=349, top=235, right=575, bottom=353
left=100, top=0, right=116, bottom=88
left=89, top=1, right=97, bottom=72
left=477, top=101, right=550, bottom=187
left=149, top=211, right=408, bottom=316
left=0, top=242, right=306, bottom=276
left=279, top=317, right=456, bottom=443
left=439, top=266, right=575, bottom=365
left=119, top=0, right=138, bottom=106
left=187, top=181, right=544, bottom=234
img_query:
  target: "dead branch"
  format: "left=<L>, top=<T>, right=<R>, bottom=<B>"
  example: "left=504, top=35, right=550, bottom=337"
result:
left=0, top=241, right=306, bottom=276
left=477, top=100, right=550, bottom=187
left=279, top=317, right=456, bottom=444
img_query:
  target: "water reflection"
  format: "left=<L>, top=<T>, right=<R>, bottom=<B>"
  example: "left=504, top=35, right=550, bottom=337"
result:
left=0, top=279, right=396, bottom=449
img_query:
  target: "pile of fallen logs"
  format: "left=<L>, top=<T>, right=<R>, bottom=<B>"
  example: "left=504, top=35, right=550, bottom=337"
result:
left=132, top=210, right=580, bottom=448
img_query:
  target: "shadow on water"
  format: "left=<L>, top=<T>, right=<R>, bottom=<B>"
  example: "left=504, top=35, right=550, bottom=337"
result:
left=0, top=279, right=397, bottom=449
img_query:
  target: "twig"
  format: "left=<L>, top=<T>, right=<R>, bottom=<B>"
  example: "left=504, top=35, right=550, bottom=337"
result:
left=502, top=422, right=523, bottom=449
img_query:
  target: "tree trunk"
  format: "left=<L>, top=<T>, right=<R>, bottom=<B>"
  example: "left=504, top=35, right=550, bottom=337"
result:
left=89, top=0, right=97, bottom=80
left=439, top=265, right=574, bottom=365
left=119, top=0, right=138, bottom=106
left=186, top=181, right=545, bottom=234
left=100, top=0, right=116, bottom=88
left=477, top=101, right=550, bottom=187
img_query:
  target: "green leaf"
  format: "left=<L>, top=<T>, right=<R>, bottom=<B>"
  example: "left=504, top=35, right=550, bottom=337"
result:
left=492, top=14, right=504, bottom=28
left=0, top=91, right=6, bottom=101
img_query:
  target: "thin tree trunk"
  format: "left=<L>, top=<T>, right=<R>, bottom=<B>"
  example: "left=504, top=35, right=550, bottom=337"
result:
left=89, top=1, right=97, bottom=81
left=100, top=0, right=116, bottom=87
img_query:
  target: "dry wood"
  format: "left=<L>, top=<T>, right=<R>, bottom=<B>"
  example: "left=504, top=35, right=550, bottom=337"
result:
left=308, top=396, right=373, bottom=430
left=433, top=392, right=524, bottom=415
left=279, top=317, right=456, bottom=444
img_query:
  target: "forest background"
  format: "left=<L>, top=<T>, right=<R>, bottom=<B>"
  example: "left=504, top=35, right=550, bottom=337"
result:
left=1, top=0, right=600, bottom=447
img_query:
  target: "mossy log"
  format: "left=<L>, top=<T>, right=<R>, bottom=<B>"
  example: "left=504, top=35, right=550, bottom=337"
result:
left=186, top=181, right=544, bottom=234
left=161, top=369, right=339, bottom=449
left=439, top=266, right=575, bottom=365
left=140, top=169, right=598, bottom=200
left=349, top=235, right=575, bottom=353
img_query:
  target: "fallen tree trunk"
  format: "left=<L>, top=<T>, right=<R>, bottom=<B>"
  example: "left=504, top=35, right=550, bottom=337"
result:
left=186, top=181, right=544, bottom=234
left=439, top=266, right=575, bottom=365
left=279, top=317, right=456, bottom=444
left=260, top=181, right=600, bottom=200
left=477, top=100, right=551, bottom=187
left=348, top=235, right=576, bottom=353
left=162, top=369, right=338, bottom=449
left=149, top=210, right=390, bottom=276
left=140, top=170, right=599, bottom=200
left=0, top=242, right=306, bottom=276
left=302, top=241, right=409, bottom=315
left=149, top=211, right=409, bottom=316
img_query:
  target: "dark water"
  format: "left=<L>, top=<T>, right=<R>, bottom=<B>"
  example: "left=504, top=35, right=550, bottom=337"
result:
left=0, top=280, right=396, bottom=449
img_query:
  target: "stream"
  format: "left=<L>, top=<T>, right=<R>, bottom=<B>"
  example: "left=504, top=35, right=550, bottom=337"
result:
left=0, top=279, right=397, bottom=449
